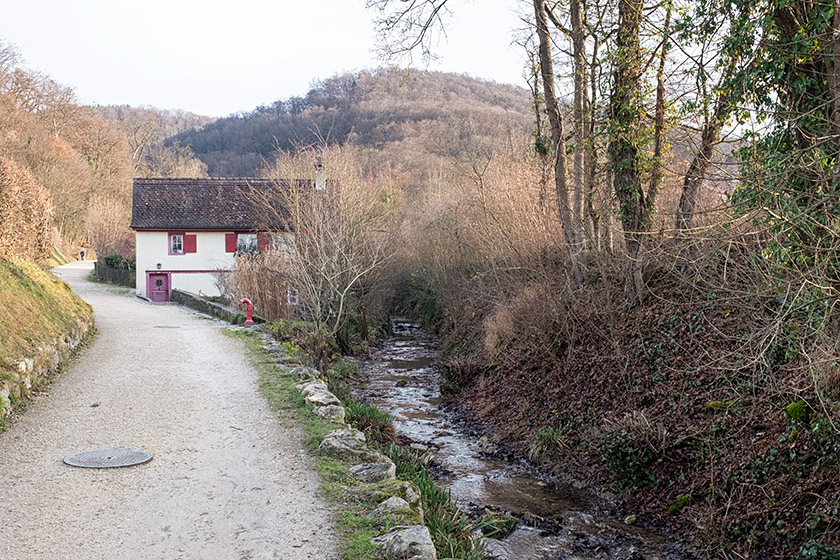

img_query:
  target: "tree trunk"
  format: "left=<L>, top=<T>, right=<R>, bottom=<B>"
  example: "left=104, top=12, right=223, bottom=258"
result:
left=359, top=302, right=369, bottom=342
left=832, top=0, right=840, bottom=189
left=570, top=0, right=587, bottom=246
left=648, top=2, right=672, bottom=214
left=534, top=0, right=577, bottom=253
left=675, top=56, right=738, bottom=231
left=600, top=163, right=613, bottom=254
left=608, top=0, right=646, bottom=302
left=528, top=55, right=552, bottom=207
left=588, top=37, right=603, bottom=251
left=675, top=128, right=717, bottom=231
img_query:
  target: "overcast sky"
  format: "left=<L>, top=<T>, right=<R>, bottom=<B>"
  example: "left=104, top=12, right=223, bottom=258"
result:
left=0, top=0, right=530, bottom=117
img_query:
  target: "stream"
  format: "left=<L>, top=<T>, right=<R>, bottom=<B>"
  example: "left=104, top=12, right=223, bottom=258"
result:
left=350, top=318, right=688, bottom=560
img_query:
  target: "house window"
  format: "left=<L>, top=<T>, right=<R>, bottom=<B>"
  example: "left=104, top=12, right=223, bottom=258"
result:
left=168, top=233, right=196, bottom=255
left=225, top=232, right=267, bottom=253
left=237, top=233, right=258, bottom=253
left=170, top=234, right=184, bottom=254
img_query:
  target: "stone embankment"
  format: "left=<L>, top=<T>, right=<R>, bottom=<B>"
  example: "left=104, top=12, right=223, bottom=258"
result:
left=0, top=316, right=93, bottom=418
left=170, top=289, right=259, bottom=324
left=253, top=330, right=443, bottom=560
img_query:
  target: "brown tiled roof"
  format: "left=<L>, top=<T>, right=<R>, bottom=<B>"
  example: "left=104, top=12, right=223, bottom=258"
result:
left=131, top=177, right=295, bottom=230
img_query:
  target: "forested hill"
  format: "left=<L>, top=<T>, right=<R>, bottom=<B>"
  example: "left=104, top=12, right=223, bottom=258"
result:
left=94, top=105, right=215, bottom=178
left=169, top=68, right=534, bottom=177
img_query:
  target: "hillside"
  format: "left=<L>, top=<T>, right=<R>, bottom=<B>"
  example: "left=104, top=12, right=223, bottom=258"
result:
left=0, top=40, right=216, bottom=259
left=94, top=105, right=214, bottom=178
left=0, top=47, right=132, bottom=256
left=436, top=245, right=840, bottom=558
left=170, top=68, right=534, bottom=177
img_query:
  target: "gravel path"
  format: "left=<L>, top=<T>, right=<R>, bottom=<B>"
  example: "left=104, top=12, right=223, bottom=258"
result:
left=0, top=261, right=336, bottom=560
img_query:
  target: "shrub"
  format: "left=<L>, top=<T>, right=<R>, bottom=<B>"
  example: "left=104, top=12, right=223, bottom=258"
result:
left=600, top=428, right=658, bottom=491
left=344, top=400, right=395, bottom=445
left=0, top=158, right=53, bottom=261
left=231, top=252, right=296, bottom=321
left=599, top=411, right=666, bottom=491
left=101, top=254, right=135, bottom=270
left=329, top=357, right=359, bottom=380
left=265, top=319, right=337, bottom=370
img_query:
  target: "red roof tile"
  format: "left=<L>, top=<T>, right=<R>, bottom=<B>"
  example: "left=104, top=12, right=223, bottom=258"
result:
left=130, top=177, right=295, bottom=230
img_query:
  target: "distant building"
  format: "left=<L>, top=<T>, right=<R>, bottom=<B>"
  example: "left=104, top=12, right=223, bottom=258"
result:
left=130, top=177, right=291, bottom=302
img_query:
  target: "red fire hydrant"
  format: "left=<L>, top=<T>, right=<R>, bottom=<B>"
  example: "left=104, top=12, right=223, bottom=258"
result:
left=240, top=297, right=254, bottom=325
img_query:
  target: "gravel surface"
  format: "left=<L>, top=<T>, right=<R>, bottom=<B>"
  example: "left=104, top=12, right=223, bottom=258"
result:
left=0, top=261, right=336, bottom=560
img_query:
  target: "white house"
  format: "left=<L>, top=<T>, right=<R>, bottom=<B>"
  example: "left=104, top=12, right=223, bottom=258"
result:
left=130, top=177, right=290, bottom=302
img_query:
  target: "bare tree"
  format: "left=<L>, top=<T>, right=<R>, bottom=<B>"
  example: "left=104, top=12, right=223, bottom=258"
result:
left=144, top=142, right=208, bottom=178
left=674, top=59, right=737, bottom=231
left=673, top=6, right=747, bottom=232
left=545, top=0, right=614, bottom=253
left=533, top=0, right=578, bottom=256
left=366, top=0, right=452, bottom=60
left=648, top=1, right=672, bottom=218
left=545, top=0, right=591, bottom=245
left=0, top=40, right=20, bottom=92
left=255, top=146, right=399, bottom=365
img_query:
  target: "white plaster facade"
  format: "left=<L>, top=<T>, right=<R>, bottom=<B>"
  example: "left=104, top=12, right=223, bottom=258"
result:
left=135, top=231, right=234, bottom=299
left=131, top=177, right=297, bottom=302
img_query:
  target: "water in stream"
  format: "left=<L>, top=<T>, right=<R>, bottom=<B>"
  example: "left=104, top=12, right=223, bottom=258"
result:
left=351, top=318, right=688, bottom=560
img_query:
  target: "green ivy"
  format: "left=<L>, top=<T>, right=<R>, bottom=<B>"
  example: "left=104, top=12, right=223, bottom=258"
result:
left=798, top=541, right=840, bottom=560
left=599, top=428, right=658, bottom=491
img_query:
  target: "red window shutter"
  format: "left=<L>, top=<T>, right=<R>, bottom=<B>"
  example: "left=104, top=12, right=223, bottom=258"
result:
left=184, top=234, right=197, bottom=253
left=257, top=233, right=270, bottom=251
left=225, top=233, right=237, bottom=253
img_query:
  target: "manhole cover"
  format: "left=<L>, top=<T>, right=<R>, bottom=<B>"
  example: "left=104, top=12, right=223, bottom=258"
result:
left=153, top=325, right=181, bottom=329
left=64, top=448, right=153, bottom=468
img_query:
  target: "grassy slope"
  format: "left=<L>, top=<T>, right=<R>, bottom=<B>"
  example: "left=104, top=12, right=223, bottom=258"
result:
left=0, top=258, right=92, bottom=376
left=47, top=247, right=73, bottom=268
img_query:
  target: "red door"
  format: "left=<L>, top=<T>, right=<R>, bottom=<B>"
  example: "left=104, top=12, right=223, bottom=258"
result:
left=148, top=273, right=170, bottom=302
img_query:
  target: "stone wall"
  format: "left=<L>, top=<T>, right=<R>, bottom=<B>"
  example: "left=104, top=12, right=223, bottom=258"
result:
left=170, top=289, right=263, bottom=325
left=0, top=316, right=94, bottom=418
left=249, top=329, right=438, bottom=560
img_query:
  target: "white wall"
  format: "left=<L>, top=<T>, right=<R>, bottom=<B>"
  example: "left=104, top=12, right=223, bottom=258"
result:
left=135, top=231, right=235, bottom=298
